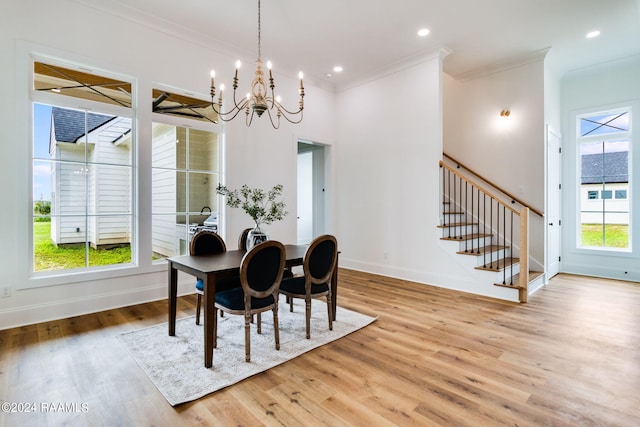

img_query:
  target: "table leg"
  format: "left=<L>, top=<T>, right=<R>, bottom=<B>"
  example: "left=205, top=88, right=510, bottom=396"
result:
left=168, top=262, right=177, bottom=336
left=331, top=259, right=339, bottom=321
left=204, top=273, right=216, bottom=368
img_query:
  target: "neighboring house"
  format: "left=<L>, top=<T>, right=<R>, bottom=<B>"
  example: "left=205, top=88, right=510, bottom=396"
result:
left=580, top=151, right=629, bottom=224
left=49, top=107, right=132, bottom=248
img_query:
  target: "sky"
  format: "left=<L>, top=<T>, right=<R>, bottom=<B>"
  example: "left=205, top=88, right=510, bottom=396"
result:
left=33, top=103, right=52, bottom=201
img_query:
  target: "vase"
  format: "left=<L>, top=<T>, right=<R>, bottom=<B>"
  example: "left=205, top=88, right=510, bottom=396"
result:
left=246, top=224, right=269, bottom=250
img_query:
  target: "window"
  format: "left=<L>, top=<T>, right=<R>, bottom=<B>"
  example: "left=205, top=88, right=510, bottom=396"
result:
left=32, top=60, right=134, bottom=274
left=577, top=108, right=631, bottom=250
left=615, top=190, right=627, bottom=199
left=151, top=89, right=221, bottom=260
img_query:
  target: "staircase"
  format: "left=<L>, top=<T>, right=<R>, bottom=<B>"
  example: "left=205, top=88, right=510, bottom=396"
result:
left=439, top=157, right=543, bottom=303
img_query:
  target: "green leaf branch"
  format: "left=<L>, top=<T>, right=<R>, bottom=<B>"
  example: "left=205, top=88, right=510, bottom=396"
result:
left=216, top=183, right=288, bottom=227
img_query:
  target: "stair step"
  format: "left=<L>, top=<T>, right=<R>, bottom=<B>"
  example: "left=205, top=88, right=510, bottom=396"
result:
left=438, top=222, right=478, bottom=229
left=475, top=257, right=519, bottom=271
left=441, top=233, right=492, bottom=242
left=456, top=244, right=508, bottom=256
left=493, top=271, right=543, bottom=289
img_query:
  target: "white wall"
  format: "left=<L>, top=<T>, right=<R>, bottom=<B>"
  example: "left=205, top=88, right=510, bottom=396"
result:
left=560, top=55, right=640, bottom=281
left=333, top=50, right=511, bottom=299
left=443, top=59, right=547, bottom=267
left=0, top=0, right=335, bottom=328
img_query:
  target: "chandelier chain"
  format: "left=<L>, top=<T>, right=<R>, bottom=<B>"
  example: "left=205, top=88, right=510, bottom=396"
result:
left=257, top=0, right=261, bottom=61
left=208, top=0, right=304, bottom=129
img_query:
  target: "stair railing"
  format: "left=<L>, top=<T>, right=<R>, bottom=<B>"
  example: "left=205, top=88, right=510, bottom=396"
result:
left=439, top=159, right=529, bottom=302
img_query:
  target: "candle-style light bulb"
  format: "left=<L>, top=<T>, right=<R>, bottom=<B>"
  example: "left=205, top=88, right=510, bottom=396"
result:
left=234, top=61, right=241, bottom=83
left=218, top=83, right=224, bottom=105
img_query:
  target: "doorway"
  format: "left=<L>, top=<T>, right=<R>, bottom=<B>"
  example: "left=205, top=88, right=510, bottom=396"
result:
left=546, top=125, right=562, bottom=279
left=297, top=141, right=326, bottom=244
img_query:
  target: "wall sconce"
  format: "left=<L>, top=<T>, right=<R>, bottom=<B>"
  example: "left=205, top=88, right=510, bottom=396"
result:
left=500, top=109, right=511, bottom=117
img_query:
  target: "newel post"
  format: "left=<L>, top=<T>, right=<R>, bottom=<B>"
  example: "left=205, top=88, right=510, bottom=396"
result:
left=518, top=207, right=529, bottom=302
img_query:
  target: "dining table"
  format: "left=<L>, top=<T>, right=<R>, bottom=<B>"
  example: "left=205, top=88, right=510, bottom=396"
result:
left=167, top=244, right=338, bottom=368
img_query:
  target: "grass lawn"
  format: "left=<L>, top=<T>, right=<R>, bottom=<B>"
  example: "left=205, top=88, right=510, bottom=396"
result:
left=581, top=223, right=629, bottom=248
left=34, top=222, right=131, bottom=271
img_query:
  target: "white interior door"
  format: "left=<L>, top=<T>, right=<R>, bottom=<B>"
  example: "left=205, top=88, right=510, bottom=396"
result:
left=546, top=126, right=562, bottom=278
left=297, top=142, right=326, bottom=245
left=297, top=150, right=313, bottom=244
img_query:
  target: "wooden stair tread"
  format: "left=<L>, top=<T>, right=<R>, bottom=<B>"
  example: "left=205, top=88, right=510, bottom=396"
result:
left=475, top=257, right=519, bottom=271
left=456, top=245, right=508, bottom=256
left=494, top=271, right=543, bottom=289
left=438, top=222, right=478, bottom=228
left=440, top=233, right=492, bottom=242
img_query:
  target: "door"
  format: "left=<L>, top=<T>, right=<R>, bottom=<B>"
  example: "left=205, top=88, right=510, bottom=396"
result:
left=546, top=125, right=561, bottom=278
left=297, top=142, right=326, bottom=244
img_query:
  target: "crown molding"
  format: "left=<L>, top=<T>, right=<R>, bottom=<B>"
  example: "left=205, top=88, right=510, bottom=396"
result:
left=452, top=47, right=550, bottom=82
left=335, top=46, right=452, bottom=93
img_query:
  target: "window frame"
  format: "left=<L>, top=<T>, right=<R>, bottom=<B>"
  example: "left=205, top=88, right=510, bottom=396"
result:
left=575, top=106, right=632, bottom=253
left=24, top=55, right=139, bottom=288
left=150, top=108, right=224, bottom=262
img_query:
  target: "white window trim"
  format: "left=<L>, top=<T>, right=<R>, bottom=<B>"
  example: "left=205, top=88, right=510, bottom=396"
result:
left=574, top=105, right=632, bottom=255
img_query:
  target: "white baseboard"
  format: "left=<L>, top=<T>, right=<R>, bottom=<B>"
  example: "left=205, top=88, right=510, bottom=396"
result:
left=0, top=280, right=194, bottom=330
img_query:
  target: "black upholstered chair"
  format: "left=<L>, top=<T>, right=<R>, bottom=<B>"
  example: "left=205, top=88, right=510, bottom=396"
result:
left=238, top=227, right=252, bottom=251
left=279, top=234, right=337, bottom=339
left=213, top=240, right=286, bottom=362
left=192, top=230, right=240, bottom=325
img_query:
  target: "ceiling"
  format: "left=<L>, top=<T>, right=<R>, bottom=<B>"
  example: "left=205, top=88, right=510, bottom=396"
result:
left=76, top=0, right=640, bottom=89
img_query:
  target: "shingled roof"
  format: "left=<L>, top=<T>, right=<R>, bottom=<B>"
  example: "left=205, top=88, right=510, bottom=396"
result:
left=581, top=151, right=628, bottom=184
left=51, top=107, right=115, bottom=143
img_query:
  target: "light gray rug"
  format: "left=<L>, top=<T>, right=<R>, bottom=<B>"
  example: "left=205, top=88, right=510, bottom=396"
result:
left=118, top=300, right=376, bottom=405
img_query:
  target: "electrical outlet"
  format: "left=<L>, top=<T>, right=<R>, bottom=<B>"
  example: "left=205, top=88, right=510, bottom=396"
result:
left=0, top=287, right=10, bottom=298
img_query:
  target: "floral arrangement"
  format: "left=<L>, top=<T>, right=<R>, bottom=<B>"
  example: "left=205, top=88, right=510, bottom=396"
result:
left=216, top=183, right=287, bottom=228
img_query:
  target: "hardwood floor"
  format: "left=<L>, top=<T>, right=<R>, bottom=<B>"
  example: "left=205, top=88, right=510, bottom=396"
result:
left=1, top=270, right=639, bottom=426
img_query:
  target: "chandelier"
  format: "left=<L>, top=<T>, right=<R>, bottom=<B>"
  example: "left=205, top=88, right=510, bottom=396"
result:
left=209, top=0, right=305, bottom=129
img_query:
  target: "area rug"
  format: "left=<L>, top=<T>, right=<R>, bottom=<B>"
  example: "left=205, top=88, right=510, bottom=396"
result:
left=118, top=300, right=376, bottom=405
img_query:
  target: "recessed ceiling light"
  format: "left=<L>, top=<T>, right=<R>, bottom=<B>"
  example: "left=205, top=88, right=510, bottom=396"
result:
left=418, top=28, right=430, bottom=37
left=333, top=66, right=343, bottom=73
left=586, top=30, right=600, bottom=39
left=326, top=73, right=333, bottom=78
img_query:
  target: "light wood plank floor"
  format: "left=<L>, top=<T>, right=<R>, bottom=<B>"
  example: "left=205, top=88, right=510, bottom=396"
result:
left=1, top=271, right=639, bottom=426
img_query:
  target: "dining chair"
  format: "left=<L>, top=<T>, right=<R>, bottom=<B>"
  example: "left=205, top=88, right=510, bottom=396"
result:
left=279, top=234, right=337, bottom=339
left=191, top=230, right=240, bottom=325
left=213, top=240, right=286, bottom=362
left=238, top=227, right=252, bottom=251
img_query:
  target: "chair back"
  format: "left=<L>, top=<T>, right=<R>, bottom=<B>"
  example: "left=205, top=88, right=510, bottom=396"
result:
left=190, top=230, right=226, bottom=256
left=238, top=227, right=252, bottom=252
left=304, top=235, right=338, bottom=285
left=240, top=240, right=285, bottom=298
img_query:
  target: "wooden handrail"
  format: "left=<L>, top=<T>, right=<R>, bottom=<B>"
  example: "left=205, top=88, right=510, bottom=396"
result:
left=440, top=161, right=520, bottom=215
left=443, top=153, right=543, bottom=217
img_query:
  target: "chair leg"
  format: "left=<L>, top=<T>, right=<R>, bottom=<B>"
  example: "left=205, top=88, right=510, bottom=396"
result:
left=196, top=294, right=202, bottom=325
left=273, top=305, right=280, bottom=350
left=257, top=312, right=262, bottom=334
left=305, top=298, right=312, bottom=339
left=289, top=296, right=294, bottom=312
left=213, top=307, right=218, bottom=348
left=326, top=294, right=333, bottom=331
left=244, top=313, right=251, bottom=362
